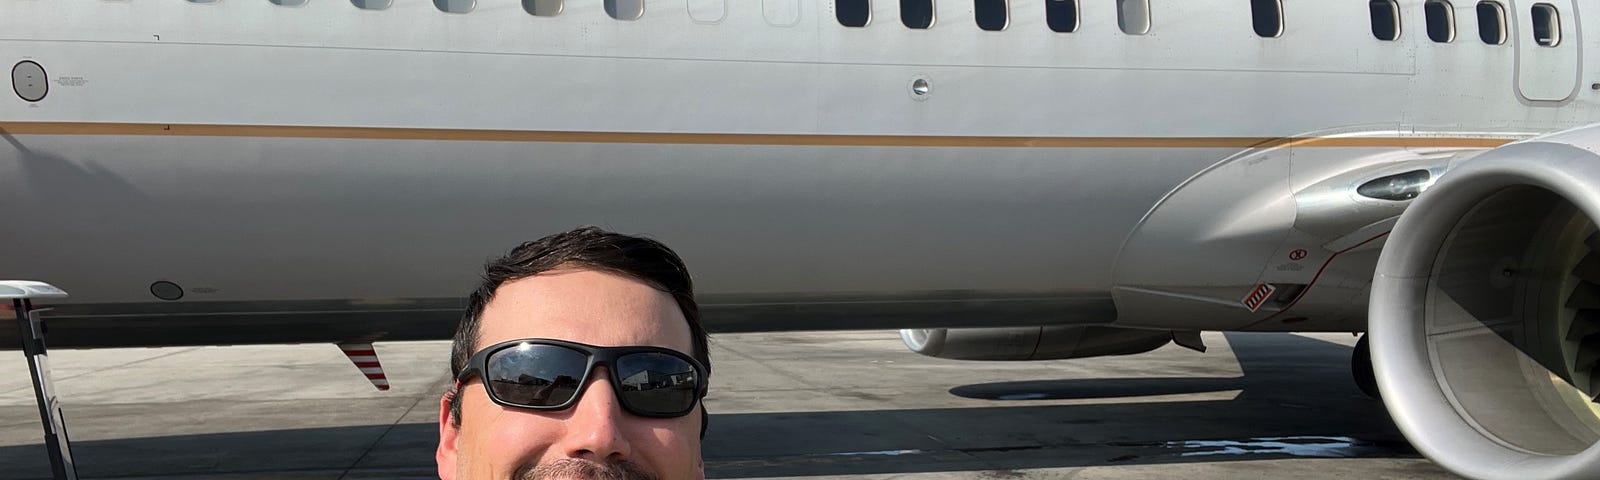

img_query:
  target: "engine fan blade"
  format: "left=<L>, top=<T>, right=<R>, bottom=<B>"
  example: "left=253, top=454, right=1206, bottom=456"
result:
left=1575, top=335, right=1600, bottom=375
left=1567, top=283, right=1600, bottom=309
left=1573, top=255, right=1600, bottom=285
left=1569, top=310, right=1600, bottom=341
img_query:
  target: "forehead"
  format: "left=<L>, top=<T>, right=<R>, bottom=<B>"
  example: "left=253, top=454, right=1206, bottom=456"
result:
left=475, top=267, right=694, bottom=355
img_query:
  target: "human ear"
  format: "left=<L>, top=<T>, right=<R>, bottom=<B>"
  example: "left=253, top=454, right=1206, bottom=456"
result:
left=436, top=392, right=461, bottom=480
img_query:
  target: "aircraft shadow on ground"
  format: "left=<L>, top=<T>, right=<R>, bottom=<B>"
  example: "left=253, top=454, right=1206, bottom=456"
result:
left=0, top=333, right=1415, bottom=479
left=704, top=332, right=1414, bottom=477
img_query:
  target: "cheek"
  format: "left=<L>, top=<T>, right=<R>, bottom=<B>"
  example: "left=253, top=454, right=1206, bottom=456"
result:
left=628, top=416, right=703, bottom=477
left=458, top=395, right=559, bottom=477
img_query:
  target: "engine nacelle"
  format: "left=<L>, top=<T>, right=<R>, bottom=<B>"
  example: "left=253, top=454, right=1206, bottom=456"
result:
left=899, top=325, right=1172, bottom=361
left=1372, top=125, right=1600, bottom=480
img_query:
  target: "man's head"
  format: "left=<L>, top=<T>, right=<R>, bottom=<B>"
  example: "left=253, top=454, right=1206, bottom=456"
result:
left=439, top=227, right=709, bottom=480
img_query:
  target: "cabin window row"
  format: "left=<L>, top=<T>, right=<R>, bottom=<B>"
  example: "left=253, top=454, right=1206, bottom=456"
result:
left=184, top=0, right=1567, bottom=48
left=837, top=0, right=1562, bottom=48
left=1371, top=0, right=1561, bottom=47
left=189, top=0, right=631, bottom=20
left=839, top=0, right=1140, bottom=34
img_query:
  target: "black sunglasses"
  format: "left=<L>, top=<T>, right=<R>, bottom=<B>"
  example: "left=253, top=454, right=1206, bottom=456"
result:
left=455, top=338, right=708, bottom=418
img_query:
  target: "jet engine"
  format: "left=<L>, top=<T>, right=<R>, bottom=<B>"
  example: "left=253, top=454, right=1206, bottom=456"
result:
left=900, top=325, right=1173, bottom=361
left=1371, top=125, right=1600, bottom=480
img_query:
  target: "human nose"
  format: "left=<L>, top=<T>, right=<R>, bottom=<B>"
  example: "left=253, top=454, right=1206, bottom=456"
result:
left=555, top=366, right=632, bottom=462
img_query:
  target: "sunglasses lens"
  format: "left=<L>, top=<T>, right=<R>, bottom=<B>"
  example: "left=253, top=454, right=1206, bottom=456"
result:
left=485, top=344, right=588, bottom=408
left=615, top=352, right=701, bottom=415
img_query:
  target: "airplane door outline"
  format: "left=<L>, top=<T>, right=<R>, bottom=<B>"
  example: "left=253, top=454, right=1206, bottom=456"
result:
left=1512, top=0, right=1581, bottom=102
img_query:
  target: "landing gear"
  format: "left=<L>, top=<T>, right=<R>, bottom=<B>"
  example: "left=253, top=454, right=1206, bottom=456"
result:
left=1352, top=334, right=1380, bottom=399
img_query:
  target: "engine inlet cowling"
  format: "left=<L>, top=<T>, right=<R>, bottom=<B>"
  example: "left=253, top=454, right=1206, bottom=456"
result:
left=1372, top=126, right=1600, bottom=480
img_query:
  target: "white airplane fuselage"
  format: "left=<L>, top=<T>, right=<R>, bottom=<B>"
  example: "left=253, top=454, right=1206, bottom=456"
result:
left=0, top=0, right=1595, bottom=344
left=16, top=3, right=1600, bottom=478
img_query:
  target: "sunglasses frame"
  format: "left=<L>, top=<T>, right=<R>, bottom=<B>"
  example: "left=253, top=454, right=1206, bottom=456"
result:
left=455, top=338, right=709, bottom=418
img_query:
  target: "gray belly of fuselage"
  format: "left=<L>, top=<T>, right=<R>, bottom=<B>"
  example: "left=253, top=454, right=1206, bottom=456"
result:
left=0, top=134, right=1218, bottom=339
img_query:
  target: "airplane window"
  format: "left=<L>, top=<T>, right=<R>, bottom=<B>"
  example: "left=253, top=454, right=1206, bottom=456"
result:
left=837, top=0, right=871, bottom=27
left=1117, top=0, right=1149, bottom=35
left=1251, top=0, right=1282, bottom=38
left=434, top=0, right=473, bottom=13
left=764, top=0, right=801, bottom=27
left=269, top=0, right=307, bottom=5
left=524, top=0, right=561, bottom=16
left=1532, top=3, right=1560, bottom=47
left=1045, top=0, right=1077, bottom=33
left=352, top=0, right=391, bottom=9
left=1369, top=0, right=1400, bottom=41
left=690, top=0, right=725, bottom=22
left=1425, top=0, right=1454, bottom=43
left=1476, top=1, right=1505, bottom=45
left=902, top=0, right=934, bottom=29
left=607, top=0, right=644, bottom=20
left=975, top=0, right=1007, bottom=31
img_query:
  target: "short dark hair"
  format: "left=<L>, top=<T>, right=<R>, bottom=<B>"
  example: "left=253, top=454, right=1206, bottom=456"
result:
left=446, top=226, right=709, bottom=428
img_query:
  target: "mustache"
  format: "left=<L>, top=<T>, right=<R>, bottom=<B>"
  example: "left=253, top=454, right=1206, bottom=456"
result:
left=517, top=458, right=659, bottom=480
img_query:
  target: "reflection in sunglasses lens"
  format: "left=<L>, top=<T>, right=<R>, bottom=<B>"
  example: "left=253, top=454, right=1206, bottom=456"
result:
left=486, top=344, right=587, bottom=407
left=616, top=352, right=699, bottom=414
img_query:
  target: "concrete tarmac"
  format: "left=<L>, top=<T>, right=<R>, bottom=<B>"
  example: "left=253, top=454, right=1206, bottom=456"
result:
left=0, top=331, right=1458, bottom=479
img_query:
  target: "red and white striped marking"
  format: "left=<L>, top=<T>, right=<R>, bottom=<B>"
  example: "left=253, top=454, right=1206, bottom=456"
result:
left=1241, top=283, right=1277, bottom=313
left=337, top=342, right=390, bottom=391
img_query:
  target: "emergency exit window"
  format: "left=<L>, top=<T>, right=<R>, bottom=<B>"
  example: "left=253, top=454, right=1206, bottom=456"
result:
left=1532, top=3, right=1560, bottom=47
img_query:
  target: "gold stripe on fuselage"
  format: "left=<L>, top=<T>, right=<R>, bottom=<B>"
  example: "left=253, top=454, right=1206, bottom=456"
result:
left=0, top=121, right=1519, bottom=148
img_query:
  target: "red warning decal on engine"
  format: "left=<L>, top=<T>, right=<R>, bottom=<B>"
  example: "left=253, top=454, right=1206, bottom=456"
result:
left=1242, top=283, right=1277, bottom=312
